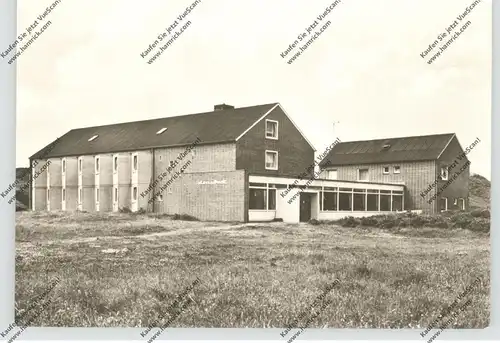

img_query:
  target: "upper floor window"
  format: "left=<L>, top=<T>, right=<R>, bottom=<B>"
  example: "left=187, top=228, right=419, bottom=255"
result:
left=113, top=156, right=118, bottom=172
left=78, top=157, right=82, bottom=173
left=265, top=120, right=278, bottom=139
left=358, top=168, right=369, bottom=181
left=62, top=159, right=66, bottom=173
left=265, top=150, right=278, bottom=170
left=393, top=166, right=401, bottom=174
left=383, top=166, right=389, bottom=174
left=440, top=166, right=448, bottom=180
left=326, top=169, right=337, bottom=180
left=133, top=154, right=138, bottom=171
left=95, top=157, right=100, bottom=173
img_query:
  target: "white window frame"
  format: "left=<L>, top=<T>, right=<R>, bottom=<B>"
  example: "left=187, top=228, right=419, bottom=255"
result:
left=62, top=188, right=66, bottom=201
left=393, top=166, right=401, bottom=174
left=440, top=197, right=448, bottom=212
left=326, top=169, right=338, bottom=180
left=95, top=156, right=100, bottom=174
left=440, top=166, right=449, bottom=181
left=62, top=158, right=66, bottom=174
left=95, top=187, right=100, bottom=204
left=113, top=155, right=118, bottom=173
left=114, top=187, right=118, bottom=203
left=78, top=187, right=82, bottom=204
left=47, top=188, right=50, bottom=202
left=167, top=187, right=173, bottom=194
left=357, top=168, right=369, bottom=182
left=458, top=198, right=465, bottom=210
left=78, top=157, right=83, bottom=174
left=265, top=119, right=279, bottom=140
left=383, top=166, right=390, bottom=174
left=157, top=194, right=164, bottom=201
left=133, top=187, right=138, bottom=201
left=133, top=153, right=138, bottom=172
left=88, top=134, right=98, bottom=142
left=265, top=150, right=278, bottom=170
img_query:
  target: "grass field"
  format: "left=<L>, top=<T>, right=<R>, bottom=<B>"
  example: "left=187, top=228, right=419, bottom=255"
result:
left=15, top=211, right=490, bottom=329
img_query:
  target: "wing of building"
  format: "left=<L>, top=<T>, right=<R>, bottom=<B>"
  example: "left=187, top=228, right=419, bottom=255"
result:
left=318, top=133, right=471, bottom=214
left=29, top=103, right=466, bottom=222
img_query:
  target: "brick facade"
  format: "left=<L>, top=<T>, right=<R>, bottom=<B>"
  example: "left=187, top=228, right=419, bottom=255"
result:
left=236, top=106, right=315, bottom=178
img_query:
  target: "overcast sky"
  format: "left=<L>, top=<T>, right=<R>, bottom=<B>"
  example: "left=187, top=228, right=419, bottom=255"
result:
left=16, top=0, right=491, bottom=179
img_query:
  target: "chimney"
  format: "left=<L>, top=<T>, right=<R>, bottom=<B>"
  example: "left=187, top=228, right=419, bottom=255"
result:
left=214, top=103, right=235, bottom=111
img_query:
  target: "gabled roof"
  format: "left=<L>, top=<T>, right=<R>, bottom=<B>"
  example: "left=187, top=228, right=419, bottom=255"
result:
left=319, top=133, right=456, bottom=166
left=30, top=103, right=296, bottom=159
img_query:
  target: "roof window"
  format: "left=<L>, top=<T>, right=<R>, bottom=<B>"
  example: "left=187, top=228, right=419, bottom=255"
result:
left=88, top=135, right=98, bottom=142
left=156, top=127, right=167, bottom=135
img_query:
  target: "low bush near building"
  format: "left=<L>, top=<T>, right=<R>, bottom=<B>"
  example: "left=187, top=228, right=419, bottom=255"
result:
left=325, top=211, right=489, bottom=233
left=172, top=213, right=199, bottom=221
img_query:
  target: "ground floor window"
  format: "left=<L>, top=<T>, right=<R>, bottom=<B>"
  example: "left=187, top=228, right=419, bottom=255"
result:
left=320, top=191, right=337, bottom=211
left=320, top=187, right=403, bottom=212
left=392, top=195, right=403, bottom=211
left=250, top=188, right=266, bottom=209
left=458, top=198, right=465, bottom=210
left=338, top=192, right=352, bottom=211
left=249, top=183, right=277, bottom=210
left=353, top=192, right=365, bottom=211
left=367, top=193, right=379, bottom=211
left=133, top=187, right=138, bottom=201
left=440, top=197, right=448, bottom=212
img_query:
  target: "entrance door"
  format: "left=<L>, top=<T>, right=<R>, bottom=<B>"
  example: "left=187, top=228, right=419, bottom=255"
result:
left=299, top=193, right=312, bottom=222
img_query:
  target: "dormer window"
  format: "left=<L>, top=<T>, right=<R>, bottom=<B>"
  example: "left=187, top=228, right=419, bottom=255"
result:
left=156, top=127, right=167, bottom=135
left=88, top=135, right=98, bottom=142
left=265, top=120, right=278, bottom=139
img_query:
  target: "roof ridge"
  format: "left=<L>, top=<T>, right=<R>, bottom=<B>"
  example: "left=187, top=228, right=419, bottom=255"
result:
left=69, top=102, right=279, bottom=132
left=335, top=133, right=455, bottom=145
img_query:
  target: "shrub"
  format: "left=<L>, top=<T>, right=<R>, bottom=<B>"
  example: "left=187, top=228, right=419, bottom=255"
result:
left=360, top=216, right=378, bottom=227
left=342, top=216, right=360, bottom=228
left=119, top=207, right=132, bottom=213
left=470, top=209, right=483, bottom=218
left=172, top=213, right=199, bottom=221
left=137, top=208, right=146, bottom=215
left=480, top=209, right=490, bottom=218
left=309, top=219, right=320, bottom=225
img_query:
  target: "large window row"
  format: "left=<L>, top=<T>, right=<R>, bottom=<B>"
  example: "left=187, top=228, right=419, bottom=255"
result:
left=320, top=187, right=404, bottom=212
left=249, top=183, right=277, bottom=210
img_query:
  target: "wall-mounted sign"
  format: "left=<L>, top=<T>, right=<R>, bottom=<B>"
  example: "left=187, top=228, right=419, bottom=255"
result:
left=197, top=180, right=227, bottom=185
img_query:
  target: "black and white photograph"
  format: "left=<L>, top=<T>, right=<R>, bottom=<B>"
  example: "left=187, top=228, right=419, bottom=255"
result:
left=1, top=0, right=494, bottom=341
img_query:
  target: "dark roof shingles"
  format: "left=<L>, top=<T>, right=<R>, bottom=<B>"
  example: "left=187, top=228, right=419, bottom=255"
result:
left=31, top=103, right=277, bottom=159
left=320, top=133, right=455, bottom=166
